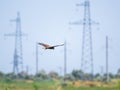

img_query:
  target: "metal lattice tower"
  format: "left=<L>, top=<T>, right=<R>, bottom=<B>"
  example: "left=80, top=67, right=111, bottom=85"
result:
left=75, top=0, right=98, bottom=80
left=5, top=12, right=24, bottom=74
left=13, top=12, right=23, bottom=74
left=81, top=0, right=93, bottom=80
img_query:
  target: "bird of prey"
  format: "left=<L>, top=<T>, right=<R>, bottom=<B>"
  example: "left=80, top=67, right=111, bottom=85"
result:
left=38, top=43, right=64, bottom=50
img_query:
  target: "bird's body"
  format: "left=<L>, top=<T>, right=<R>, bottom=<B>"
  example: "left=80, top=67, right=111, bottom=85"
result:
left=38, top=43, right=64, bottom=50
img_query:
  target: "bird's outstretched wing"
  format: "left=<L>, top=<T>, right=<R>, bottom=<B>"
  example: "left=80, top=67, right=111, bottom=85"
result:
left=53, top=44, right=64, bottom=47
left=38, top=43, right=51, bottom=48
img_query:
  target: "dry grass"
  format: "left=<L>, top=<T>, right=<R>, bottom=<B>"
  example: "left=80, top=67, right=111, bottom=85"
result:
left=72, top=80, right=117, bottom=88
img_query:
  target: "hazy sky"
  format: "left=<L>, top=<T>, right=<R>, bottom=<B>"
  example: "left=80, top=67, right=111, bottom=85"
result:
left=0, top=0, right=120, bottom=75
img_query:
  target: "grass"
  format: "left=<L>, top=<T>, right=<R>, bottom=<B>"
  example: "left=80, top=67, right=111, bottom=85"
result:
left=62, top=85, right=117, bottom=90
left=118, top=81, right=120, bottom=90
left=0, top=80, right=118, bottom=90
left=0, top=80, right=56, bottom=90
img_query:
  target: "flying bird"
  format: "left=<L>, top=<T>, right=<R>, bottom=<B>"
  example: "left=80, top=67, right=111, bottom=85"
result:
left=38, top=43, right=64, bottom=50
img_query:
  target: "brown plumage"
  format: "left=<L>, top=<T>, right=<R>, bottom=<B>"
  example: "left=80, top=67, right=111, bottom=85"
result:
left=38, top=43, right=64, bottom=49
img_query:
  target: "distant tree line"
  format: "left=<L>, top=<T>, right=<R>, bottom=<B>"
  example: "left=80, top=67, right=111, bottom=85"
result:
left=0, top=68, right=120, bottom=82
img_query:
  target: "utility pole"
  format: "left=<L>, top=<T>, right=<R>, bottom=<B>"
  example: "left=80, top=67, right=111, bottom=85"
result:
left=64, top=40, right=67, bottom=78
left=106, top=36, right=109, bottom=82
left=36, top=43, right=39, bottom=75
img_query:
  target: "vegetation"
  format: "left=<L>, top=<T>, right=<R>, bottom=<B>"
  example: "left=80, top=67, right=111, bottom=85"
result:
left=0, top=80, right=118, bottom=90
left=118, top=81, right=120, bottom=90
left=0, top=68, right=120, bottom=81
left=0, top=70, right=120, bottom=90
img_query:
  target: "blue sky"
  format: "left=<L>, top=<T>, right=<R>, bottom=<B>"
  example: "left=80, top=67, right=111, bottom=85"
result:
left=0, top=0, right=120, bottom=75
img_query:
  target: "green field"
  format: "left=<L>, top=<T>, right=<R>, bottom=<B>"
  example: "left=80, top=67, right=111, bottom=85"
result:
left=0, top=80, right=118, bottom=90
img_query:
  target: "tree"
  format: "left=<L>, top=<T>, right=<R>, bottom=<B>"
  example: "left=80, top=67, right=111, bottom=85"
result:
left=71, top=70, right=83, bottom=80
left=0, top=71, right=4, bottom=78
left=48, top=71, right=58, bottom=79
left=64, top=74, right=75, bottom=81
left=35, top=70, right=49, bottom=81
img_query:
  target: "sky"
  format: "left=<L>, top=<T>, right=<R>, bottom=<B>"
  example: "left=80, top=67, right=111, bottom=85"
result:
left=0, top=0, right=120, bottom=75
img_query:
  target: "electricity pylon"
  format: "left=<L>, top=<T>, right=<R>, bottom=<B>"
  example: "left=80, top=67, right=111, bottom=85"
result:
left=5, top=12, right=24, bottom=74
left=71, top=0, right=98, bottom=80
